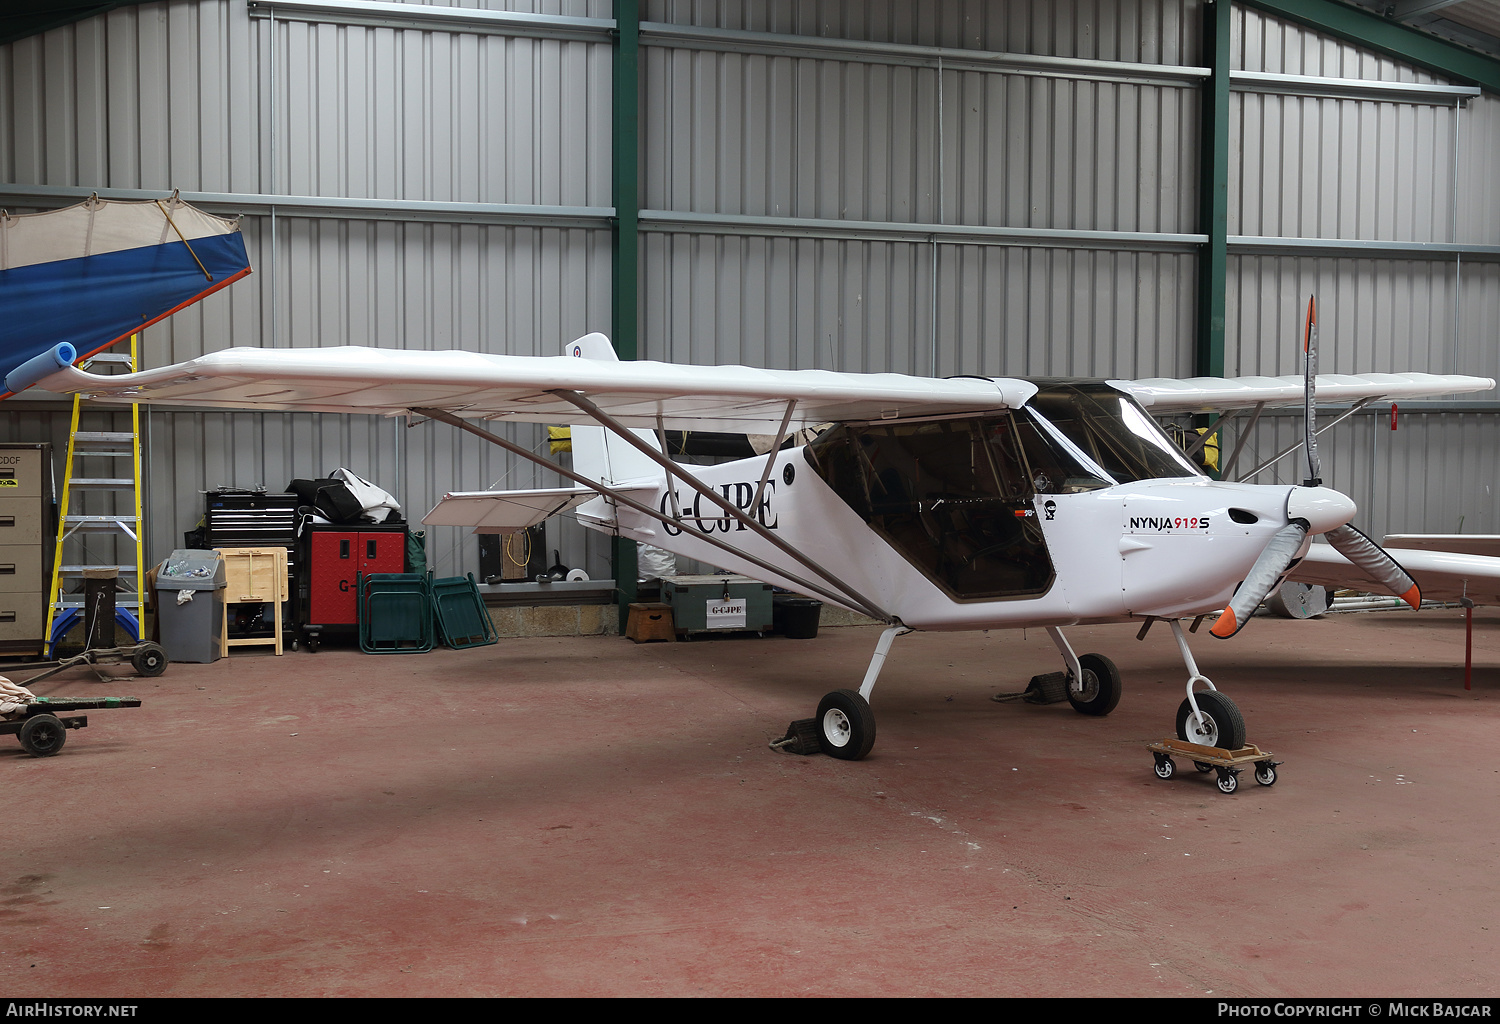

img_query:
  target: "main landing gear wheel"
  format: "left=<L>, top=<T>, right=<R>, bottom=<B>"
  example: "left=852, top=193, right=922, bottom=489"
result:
left=1175, top=690, right=1246, bottom=751
left=1067, top=653, right=1122, bottom=717
left=19, top=714, right=67, bottom=757
left=816, top=689, right=877, bottom=761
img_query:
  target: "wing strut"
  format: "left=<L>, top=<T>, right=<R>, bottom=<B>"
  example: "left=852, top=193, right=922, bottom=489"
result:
left=1182, top=408, right=1236, bottom=459
left=412, top=406, right=894, bottom=624
left=1218, top=401, right=1265, bottom=480
left=1235, top=398, right=1374, bottom=482
left=654, top=415, right=683, bottom=521
left=545, top=389, right=893, bottom=624
left=751, top=399, right=798, bottom=518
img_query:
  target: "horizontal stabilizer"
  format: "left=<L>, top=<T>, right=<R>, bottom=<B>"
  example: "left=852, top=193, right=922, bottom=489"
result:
left=422, top=488, right=598, bottom=534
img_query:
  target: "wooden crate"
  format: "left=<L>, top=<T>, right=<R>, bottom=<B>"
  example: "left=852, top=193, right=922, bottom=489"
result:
left=625, top=602, right=675, bottom=643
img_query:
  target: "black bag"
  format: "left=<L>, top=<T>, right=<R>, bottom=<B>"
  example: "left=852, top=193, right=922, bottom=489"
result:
left=315, top=482, right=364, bottom=523
left=287, top=478, right=334, bottom=508
left=287, top=478, right=364, bottom=524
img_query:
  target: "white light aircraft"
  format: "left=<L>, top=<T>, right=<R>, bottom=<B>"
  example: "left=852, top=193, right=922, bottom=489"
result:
left=7, top=317, right=1493, bottom=761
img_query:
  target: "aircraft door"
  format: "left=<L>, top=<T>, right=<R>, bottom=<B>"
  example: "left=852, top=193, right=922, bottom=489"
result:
left=804, top=415, right=1057, bottom=601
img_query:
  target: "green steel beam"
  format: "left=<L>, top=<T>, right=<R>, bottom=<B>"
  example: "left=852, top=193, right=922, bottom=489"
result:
left=612, top=0, right=640, bottom=625
left=612, top=2, right=640, bottom=364
left=1197, top=0, right=1231, bottom=382
left=1243, top=0, right=1500, bottom=95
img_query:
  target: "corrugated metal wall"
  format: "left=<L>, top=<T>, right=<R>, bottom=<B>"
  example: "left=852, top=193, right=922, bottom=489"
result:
left=0, top=1, right=618, bottom=580
left=1, top=0, right=1497, bottom=589
left=1221, top=5, right=1500, bottom=543
left=640, top=1, right=1203, bottom=378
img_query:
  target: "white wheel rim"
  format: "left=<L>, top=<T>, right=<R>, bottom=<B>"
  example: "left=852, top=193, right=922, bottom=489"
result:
left=1184, top=710, right=1219, bottom=747
left=822, top=707, right=852, bottom=748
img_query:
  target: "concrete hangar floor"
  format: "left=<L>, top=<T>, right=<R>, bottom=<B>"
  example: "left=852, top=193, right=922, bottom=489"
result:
left=5, top=608, right=1498, bottom=997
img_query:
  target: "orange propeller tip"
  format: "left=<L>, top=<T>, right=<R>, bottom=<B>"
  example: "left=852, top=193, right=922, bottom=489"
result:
left=1401, top=584, right=1421, bottom=610
left=1209, top=608, right=1237, bottom=638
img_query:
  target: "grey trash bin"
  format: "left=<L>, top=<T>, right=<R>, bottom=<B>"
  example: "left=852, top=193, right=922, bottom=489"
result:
left=155, top=550, right=226, bottom=663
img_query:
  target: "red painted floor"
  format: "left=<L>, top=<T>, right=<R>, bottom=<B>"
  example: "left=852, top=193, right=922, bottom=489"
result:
left=4, top=609, right=1498, bottom=997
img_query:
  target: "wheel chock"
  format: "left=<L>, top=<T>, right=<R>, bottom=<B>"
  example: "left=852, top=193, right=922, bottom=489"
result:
left=771, top=717, right=821, bottom=755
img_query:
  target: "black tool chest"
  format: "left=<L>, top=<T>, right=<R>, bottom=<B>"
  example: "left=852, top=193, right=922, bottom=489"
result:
left=204, top=490, right=298, bottom=549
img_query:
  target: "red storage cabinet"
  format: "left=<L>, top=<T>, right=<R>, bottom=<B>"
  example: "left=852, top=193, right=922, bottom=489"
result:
left=299, top=524, right=406, bottom=648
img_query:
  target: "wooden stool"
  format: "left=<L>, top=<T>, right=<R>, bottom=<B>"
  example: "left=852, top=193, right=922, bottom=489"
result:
left=625, top=602, right=675, bottom=643
left=215, top=547, right=289, bottom=656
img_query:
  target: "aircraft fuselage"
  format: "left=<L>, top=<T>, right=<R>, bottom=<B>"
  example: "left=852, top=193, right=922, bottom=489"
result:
left=581, top=380, right=1331, bottom=632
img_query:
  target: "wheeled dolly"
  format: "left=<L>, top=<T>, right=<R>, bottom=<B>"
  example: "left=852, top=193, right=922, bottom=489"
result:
left=4, top=641, right=168, bottom=687
left=0, top=697, right=143, bottom=757
left=1148, top=738, right=1281, bottom=794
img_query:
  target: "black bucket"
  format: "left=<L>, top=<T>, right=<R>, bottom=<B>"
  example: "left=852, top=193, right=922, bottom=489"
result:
left=773, top=595, right=822, bottom=639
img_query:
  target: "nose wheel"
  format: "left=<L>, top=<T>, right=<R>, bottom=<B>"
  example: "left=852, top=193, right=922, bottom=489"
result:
left=1176, top=689, right=1246, bottom=751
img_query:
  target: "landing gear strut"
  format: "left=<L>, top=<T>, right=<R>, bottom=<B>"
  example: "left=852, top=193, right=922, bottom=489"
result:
left=1046, top=627, right=1123, bottom=716
left=1145, top=619, right=1278, bottom=794
left=810, top=624, right=904, bottom=760
left=772, top=624, right=903, bottom=760
left=1167, top=619, right=1246, bottom=751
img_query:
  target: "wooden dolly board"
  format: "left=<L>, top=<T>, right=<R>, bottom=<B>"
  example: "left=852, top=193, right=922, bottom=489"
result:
left=1, top=696, right=143, bottom=758
left=1147, top=738, right=1281, bottom=794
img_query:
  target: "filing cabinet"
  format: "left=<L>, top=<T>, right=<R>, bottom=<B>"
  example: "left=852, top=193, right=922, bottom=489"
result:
left=0, top=443, right=54, bottom=656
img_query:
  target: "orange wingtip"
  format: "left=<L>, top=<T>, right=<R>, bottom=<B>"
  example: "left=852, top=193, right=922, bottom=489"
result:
left=1209, top=607, right=1237, bottom=638
left=1401, top=584, right=1421, bottom=610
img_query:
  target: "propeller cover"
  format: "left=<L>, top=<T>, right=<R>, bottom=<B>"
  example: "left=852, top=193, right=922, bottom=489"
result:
left=1209, top=520, right=1311, bottom=638
left=1285, top=486, right=1356, bottom=536
left=1324, top=523, right=1421, bottom=609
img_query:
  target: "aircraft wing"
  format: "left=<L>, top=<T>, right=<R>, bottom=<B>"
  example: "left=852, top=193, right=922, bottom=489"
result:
left=11, top=337, right=1036, bottom=433
left=422, top=487, right=602, bottom=534
left=1112, top=372, right=1494, bottom=413
left=1288, top=542, right=1500, bottom=606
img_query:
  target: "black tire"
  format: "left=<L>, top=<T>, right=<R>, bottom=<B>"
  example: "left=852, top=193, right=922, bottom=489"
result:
left=131, top=643, right=168, bottom=678
left=19, top=714, right=67, bottom=757
left=1175, top=690, right=1246, bottom=751
left=1067, top=653, right=1122, bottom=716
left=1216, top=770, right=1239, bottom=794
left=1154, top=756, right=1175, bottom=780
left=1255, top=763, right=1277, bottom=786
left=815, top=689, right=877, bottom=761
left=1194, top=761, right=1214, bottom=773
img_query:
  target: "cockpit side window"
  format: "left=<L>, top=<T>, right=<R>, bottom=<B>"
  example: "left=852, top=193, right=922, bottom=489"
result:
left=803, top=415, right=1057, bottom=601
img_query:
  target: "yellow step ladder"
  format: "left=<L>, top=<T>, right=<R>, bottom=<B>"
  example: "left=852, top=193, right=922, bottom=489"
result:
left=42, top=336, right=146, bottom=653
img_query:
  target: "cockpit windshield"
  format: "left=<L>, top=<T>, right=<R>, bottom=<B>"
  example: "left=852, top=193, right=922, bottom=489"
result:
left=1024, top=380, right=1204, bottom=483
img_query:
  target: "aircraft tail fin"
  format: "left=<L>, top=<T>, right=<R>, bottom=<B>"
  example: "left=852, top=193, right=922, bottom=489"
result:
left=563, top=332, right=619, bottom=362
left=562, top=333, right=662, bottom=488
